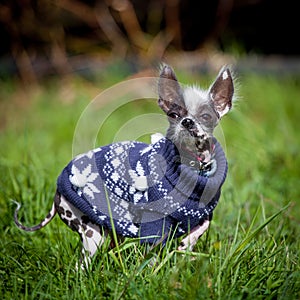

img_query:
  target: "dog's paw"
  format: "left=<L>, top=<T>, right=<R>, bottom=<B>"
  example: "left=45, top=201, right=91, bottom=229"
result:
left=178, top=239, right=194, bottom=251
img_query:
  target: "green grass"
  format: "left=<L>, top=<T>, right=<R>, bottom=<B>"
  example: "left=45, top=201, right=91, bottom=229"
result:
left=0, top=67, right=299, bottom=299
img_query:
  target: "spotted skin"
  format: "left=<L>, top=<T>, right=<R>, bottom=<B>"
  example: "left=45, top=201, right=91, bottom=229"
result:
left=54, top=192, right=106, bottom=267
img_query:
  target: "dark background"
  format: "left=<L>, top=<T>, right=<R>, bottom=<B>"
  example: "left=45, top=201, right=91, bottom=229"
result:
left=0, top=0, right=299, bottom=80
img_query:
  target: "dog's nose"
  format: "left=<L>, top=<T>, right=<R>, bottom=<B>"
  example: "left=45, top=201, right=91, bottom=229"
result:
left=181, top=118, right=195, bottom=130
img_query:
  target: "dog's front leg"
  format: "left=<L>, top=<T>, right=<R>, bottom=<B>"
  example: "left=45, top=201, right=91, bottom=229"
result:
left=178, top=220, right=210, bottom=251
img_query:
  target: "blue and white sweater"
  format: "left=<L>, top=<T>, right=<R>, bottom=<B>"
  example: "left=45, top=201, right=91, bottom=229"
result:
left=57, top=135, right=228, bottom=244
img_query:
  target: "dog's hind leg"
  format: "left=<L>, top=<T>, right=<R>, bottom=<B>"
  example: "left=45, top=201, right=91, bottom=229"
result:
left=79, top=220, right=107, bottom=268
left=55, top=193, right=106, bottom=268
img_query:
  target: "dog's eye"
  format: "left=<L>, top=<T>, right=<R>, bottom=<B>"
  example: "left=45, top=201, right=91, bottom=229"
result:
left=168, top=112, right=180, bottom=119
left=200, top=113, right=212, bottom=121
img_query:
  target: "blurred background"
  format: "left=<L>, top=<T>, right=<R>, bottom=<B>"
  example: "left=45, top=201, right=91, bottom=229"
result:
left=1, top=0, right=300, bottom=83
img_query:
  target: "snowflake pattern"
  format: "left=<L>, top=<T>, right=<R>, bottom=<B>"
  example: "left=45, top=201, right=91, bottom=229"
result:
left=69, top=159, right=100, bottom=200
left=58, top=134, right=226, bottom=240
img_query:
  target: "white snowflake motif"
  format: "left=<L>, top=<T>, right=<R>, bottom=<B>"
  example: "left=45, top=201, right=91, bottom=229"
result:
left=111, top=158, right=121, bottom=168
left=69, top=163, right=100, bottom=200
left=111, top=171, right=120, bottom=182
left=128, top=224, right=139, bottom=235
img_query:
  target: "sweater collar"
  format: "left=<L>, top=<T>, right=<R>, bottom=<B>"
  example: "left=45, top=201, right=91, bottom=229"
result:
left=176, top=143, right=216, bottom=175
left=150, top=137, right=227, bottom=201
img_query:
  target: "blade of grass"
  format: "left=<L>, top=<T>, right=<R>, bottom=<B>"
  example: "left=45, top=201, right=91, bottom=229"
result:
left=233, top=203, right=290, bottom=255
left=216, top=203, right=290, bottom=299
left=103, top=185, right=126, bottom=274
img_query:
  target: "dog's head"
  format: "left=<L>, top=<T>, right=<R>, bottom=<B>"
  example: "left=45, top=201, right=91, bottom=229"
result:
left=158, top=65, right=234, bottom=164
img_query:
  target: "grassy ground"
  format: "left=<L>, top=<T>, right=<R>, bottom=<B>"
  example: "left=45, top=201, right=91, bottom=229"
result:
left=0, top=66, right=299, bottom=299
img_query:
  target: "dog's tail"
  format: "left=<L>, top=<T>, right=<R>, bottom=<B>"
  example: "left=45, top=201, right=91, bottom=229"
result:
left=13, top=200, right=57, bottom=232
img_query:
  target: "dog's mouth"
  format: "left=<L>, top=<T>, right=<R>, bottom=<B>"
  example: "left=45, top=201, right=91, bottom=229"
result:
left=169, top=119, right=215, bottom=168
left=178, top=134, right=214, bottom=168
left=195, top=137, right=214, bottom=163
left=195, top=136, right=212, bottom=152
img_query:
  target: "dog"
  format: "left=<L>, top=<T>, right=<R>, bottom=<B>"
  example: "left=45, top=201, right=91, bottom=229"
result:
left=14, top=65, right=234, bottom=267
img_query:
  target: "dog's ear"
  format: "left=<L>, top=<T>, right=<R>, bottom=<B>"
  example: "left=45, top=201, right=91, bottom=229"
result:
left=209, top=67, right=234, bottom=117
left=158, top=65, right=185, bottom=114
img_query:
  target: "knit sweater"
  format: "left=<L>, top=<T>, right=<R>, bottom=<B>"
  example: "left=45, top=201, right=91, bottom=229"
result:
left=57, top=135, right=228, bottom=244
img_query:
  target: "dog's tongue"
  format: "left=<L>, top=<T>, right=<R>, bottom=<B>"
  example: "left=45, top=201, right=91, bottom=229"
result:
left=199, top=150, right=212, bottom=164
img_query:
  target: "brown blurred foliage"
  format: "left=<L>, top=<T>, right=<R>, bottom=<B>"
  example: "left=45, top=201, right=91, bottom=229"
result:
left=0, top=0, right=299, bottom=83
